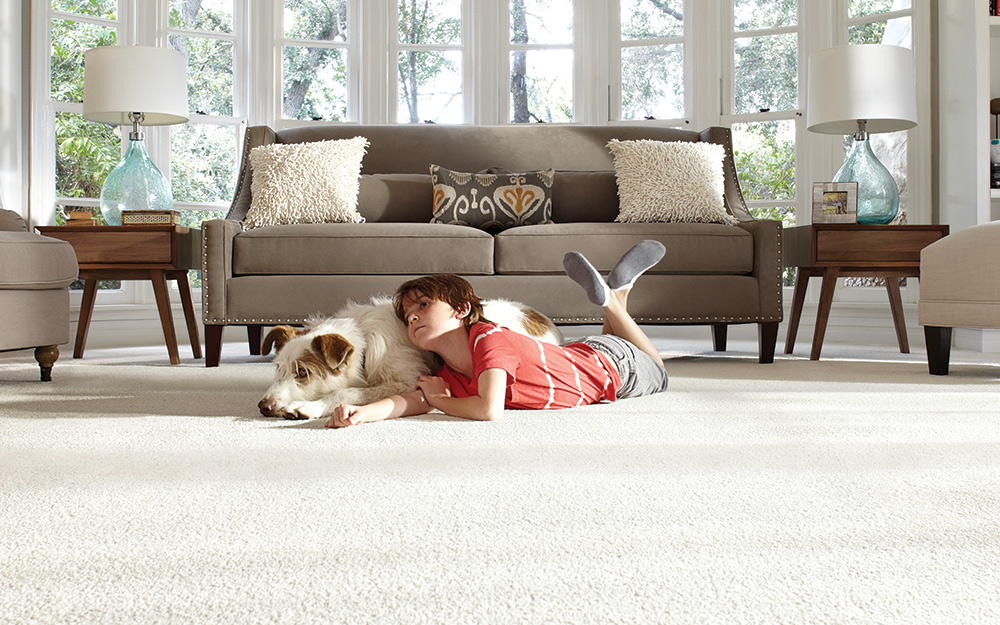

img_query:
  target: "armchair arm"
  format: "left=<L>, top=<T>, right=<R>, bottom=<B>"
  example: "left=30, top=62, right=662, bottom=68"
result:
left=737, top=218, right=783, bottom=323
left=201, top=218, right=244, bottom=325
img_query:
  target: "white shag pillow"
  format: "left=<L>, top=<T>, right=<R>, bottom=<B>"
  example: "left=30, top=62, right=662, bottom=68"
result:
left=607, top=139, right=737, bottom=226
left=244, top=137, right=370, bottom=229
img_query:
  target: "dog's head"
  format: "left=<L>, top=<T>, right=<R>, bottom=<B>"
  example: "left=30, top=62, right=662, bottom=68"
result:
left=258, top=320, right=366, bottom=418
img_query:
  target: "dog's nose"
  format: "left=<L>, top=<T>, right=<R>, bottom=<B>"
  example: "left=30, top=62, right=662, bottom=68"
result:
left=258, top=397, right=280, bottom=418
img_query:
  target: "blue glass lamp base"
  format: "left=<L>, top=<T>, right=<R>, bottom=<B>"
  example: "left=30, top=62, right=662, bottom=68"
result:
left=832, top=136, right=899, bottom=225
left=100, top=137, right=173, bottom=226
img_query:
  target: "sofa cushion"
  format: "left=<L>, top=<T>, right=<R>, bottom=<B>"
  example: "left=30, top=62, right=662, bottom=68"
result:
left=232, top=223, right=494, bottom=275
left=430, top=164, right=554, bottom=233
left=494, top=222, right=753, bottom=275
left=0, top=232, right=79, bottom=290
left=244, top=137, right=369, bottom=229
left=357, top=174, right=433, bottom=223
left=551, top=171, right=620, bottom=222
left=608, top=139, right=738, bottom=226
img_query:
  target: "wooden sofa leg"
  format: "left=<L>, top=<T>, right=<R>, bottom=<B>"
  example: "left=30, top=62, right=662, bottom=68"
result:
left=758, top=322, right=778, bottom=364
left=924, top=326, right=952, bottom=375
left=205, top=325, right=223, bottom=368
left=247, top=325, right=263, bottom=356
left=711, top=324, right=728, bottom=351
left=34, top=345, right=59, bottom=381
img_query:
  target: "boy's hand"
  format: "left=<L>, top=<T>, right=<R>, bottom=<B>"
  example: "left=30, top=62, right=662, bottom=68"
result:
left=326, top=404, right=362, bottom=428
left=416, top=375, right=451, bottom=405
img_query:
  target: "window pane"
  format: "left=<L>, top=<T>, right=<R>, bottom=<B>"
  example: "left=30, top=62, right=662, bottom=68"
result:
left=397, top=51, right=463, bottom=123
left=731, top=120, right=796, bottom=202
left=621, top=0, right=683, bottom=40
left=170, top=124, right=239, bottom=204
left=849, top=0, right=910, bottom=19
left=511, top=0, right=572, bottom=45
left=169, top=0, right=233, bottom=34
left=169, top=35, right=234, bottom=117
left=52, top=0, right=116, bottom=19
left=398, top=0, right=461, bottom=45
left=848, top=15, right=911, bottom=48
left=734, top=33, right=797, bottom=114
left=284, top=0, right=348, bottom=42
left=51, top=19, right=117, bottom=103
left=55, top=111, right=119, bottom=199
left=734, top=0, right=797, bottom=31
left=283, top=46, right=348, bottom=121
left=620, top=44, right=683, bottom=120
left=510, top=49, right=573, bottom=123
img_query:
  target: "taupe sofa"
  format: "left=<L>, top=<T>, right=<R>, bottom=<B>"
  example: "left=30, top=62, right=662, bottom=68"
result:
left=202, top=124, right=783, bottom=366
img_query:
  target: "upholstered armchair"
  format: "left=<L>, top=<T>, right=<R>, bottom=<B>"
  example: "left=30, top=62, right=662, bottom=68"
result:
left=0, top=209, right=79, bottom=380
left=918, top=221, right=1000, bottom=375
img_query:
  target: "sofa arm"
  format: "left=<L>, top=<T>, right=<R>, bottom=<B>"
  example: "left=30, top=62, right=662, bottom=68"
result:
left=738, top=218, right=783, bottom=322
left=201, top=218, right=244, bottom=325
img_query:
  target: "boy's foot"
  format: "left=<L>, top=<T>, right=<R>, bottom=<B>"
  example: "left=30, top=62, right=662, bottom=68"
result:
left=563, top=252, right=610, bottom=307
left=607, top=240, right=666, bottom=291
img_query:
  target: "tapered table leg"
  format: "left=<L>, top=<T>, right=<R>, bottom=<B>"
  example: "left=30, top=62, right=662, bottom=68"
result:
left=810, top=267, right=840, bottom=361
left=885, top=278, right=909, bottom=353
left=150, top=269, right=181, bottom=365
left=74, top=279, right=98, bottom=359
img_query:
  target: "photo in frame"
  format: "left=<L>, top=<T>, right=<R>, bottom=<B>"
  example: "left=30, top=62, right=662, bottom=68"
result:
left=811, top=182, right=858, bottom=223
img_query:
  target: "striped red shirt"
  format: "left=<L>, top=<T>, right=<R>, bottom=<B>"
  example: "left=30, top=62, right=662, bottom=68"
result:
left=435, top=322, right=620, bottom=410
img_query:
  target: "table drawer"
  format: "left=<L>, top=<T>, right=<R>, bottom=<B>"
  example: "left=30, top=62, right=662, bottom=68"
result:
left=46, top=230, right=174, bottom=264
left=815, top=229, right=945, bottom=264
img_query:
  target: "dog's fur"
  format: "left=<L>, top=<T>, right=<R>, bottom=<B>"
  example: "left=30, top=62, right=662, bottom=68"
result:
left=258, top=297, right=562, bottom=420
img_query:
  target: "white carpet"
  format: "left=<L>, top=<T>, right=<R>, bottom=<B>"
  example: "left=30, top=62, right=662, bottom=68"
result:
left=2, top=340, right=999, bottom=624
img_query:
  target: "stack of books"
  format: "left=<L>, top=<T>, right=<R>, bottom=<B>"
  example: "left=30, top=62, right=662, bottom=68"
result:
left=64, top=209, right=97, bottom=226
left=121, top=209, right=182, bottom=226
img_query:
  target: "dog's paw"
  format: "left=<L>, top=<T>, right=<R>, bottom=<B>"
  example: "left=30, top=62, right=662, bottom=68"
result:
left=284, top=400, right=327, bottom=420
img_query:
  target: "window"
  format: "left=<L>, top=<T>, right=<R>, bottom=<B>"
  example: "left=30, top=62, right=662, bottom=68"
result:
left=509, top=0, right=573, bottom=123
left=396, top=0, right=464, bottom=123
left=617, top=0, right=685, bottom=123
left=281, top=0, right=350, bottom=122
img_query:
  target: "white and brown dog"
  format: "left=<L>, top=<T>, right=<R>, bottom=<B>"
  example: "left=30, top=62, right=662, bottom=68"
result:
left=257, top=296, right=562, bottom=420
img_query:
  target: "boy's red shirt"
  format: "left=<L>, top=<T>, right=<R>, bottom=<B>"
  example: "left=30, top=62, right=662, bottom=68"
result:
left=435, top=322, right=621, bottom=410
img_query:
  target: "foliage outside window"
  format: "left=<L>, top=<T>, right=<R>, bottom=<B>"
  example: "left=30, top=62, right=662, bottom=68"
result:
left=619, top=0, right=684, bottom=122
left=397, top=0, right=463, bottom=123
left=283, top=0, right=349, bottom=121
left=510, top=0, right=573, bottom=123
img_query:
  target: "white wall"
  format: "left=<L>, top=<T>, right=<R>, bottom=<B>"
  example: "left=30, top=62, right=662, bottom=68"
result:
left=0, top=0, right=27, bottom=220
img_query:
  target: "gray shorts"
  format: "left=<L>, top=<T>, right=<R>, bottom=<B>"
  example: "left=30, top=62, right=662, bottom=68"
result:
left=580, top=335, right=668, bottom=399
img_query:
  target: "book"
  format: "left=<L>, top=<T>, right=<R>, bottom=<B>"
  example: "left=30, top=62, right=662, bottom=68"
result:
left=121, top=210, right=182, bottom=226
left=65, top=209, right=97, bottom=226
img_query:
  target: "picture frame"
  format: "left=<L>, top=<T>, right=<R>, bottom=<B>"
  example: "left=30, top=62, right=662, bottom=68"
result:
left=811, top=182, right=858, bottom=223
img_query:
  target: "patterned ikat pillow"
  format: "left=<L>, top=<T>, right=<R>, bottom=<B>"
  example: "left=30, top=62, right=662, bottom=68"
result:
left=430, top=165, right=554, bottom=234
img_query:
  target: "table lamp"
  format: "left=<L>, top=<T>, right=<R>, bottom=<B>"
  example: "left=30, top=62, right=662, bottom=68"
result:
left=806, top=45, right=917, bottom=225
left=83, top=45, right=188, bottom=225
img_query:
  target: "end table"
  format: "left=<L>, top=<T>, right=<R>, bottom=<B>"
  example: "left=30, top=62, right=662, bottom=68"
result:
left=783, top=224, right=949, bottom=360
left=36, top=224, right=202, bottom=365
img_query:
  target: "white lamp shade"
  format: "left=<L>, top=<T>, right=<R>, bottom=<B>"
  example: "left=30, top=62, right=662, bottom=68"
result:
left=83, top=45, right=189, bottom=126
left=806, top=44, right=917, bottom=135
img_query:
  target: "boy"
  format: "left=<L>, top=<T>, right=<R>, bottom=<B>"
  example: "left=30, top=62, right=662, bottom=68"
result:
left=325, top=241, right=669, bottom=428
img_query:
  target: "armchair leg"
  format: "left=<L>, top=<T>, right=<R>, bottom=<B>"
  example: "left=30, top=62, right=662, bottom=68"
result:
left=205, top=325, right=223, bottom=368
left=248, top=324, right=263, bottom=356
left=711, top=324, right=728, bottom=351
left=34, top=345, right=59, bottom=381
left=758, top=322, right=778, bottom=364
left=924, top=326, right=952, bottom=375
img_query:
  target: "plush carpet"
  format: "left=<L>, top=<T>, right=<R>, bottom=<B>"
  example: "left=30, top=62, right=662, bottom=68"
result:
left=1, top=339, right=999, bottom=625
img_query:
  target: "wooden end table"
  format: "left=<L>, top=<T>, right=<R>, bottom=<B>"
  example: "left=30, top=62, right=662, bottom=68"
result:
left=36, top=224, right=202, bottom=365
left=783, top=224, right=949, bottom=360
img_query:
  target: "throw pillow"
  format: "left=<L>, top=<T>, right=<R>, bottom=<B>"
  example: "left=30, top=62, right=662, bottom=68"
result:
left=607, top=139, right=737, bottom=226
left=244, top=136, right=369, bottom=229
left=430, top=164, right=554, bottom=234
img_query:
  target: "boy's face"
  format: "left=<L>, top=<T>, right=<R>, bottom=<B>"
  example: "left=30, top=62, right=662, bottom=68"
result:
left=400, top=291, right=469, bottom=350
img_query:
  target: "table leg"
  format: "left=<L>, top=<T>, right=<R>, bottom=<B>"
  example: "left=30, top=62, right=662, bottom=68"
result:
left=810, top=267, right=840, bottom=361
left=74, top=279, right=98, bottom=359
left=172, top=270, right=203, bottom=359
left=150, top=269, right=181, bottom=365
left=784, top=268, right=810, bottom=354
left=885, top=278, right=909, bottom=353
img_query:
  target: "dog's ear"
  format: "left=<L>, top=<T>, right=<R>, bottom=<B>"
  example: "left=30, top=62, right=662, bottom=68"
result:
left=312, top=334, right=354, bottom=371
left=262, top=325, right=298, bottom=356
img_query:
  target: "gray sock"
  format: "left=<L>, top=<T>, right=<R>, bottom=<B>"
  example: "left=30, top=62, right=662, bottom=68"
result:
left=607, top=240, right=666, bottom=290
left=563, top=252, right=610, bottom=307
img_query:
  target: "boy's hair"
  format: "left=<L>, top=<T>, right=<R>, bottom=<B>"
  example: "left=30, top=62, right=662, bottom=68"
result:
left=393, top=274, right=486, bottom=328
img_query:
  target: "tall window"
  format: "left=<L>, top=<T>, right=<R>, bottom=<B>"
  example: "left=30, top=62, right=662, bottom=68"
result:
left=509, top=0, right=573, bottom=123
left=281, top=0, right=350, bottom=122
left=617, top=0, right=685, bottom=122
left=396, top=0, right=464, bottom=123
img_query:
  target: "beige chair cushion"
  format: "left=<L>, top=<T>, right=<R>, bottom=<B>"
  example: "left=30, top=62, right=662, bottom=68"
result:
left=0, top=232, right=79, bottom=290
left=918, top=221, right=1000, bottom=329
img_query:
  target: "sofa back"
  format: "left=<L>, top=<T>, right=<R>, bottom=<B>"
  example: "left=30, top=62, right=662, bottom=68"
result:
left=227, top=124, right=751, bottom=224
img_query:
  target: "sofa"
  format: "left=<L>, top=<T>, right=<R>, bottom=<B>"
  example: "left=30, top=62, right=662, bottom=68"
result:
left=0, top=209, right=79, bottom=380
left=202, top=124, right=783, bottom=366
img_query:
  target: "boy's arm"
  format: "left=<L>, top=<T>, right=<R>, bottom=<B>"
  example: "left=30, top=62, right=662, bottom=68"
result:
left=325, top=389, right=429, bottom=428
left=418, top=368, right=507, bottom=421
